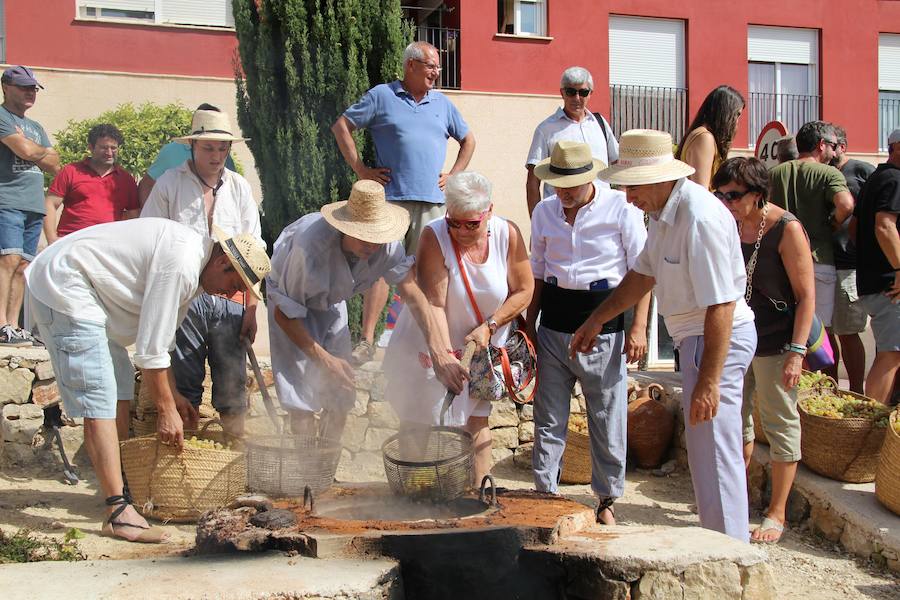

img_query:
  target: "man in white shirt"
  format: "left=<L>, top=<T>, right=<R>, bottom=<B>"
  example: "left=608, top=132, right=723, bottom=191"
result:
left=141, top=109, right=262, bottom=437
left=525, top=66, right=619, bottom=216
left=570, top=130, right=757, bottom=542
left=25, top=218, right=270, bottom=543
left=526, top=141, right=650, bottom=525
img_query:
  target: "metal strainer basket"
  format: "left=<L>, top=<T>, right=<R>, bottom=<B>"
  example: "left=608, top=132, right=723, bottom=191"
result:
left=381, top=426, right=474, bottom=503
left=245, top=434, right=341, bottom=497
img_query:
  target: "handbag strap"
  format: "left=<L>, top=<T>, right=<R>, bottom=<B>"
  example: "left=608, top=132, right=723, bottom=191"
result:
left=451, top=235, right=486, bottom=325
left=742, top=204, right=769, bottom=304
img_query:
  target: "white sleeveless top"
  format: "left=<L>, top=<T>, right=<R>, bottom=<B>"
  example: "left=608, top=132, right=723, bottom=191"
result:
left=383, top=216, right=512, bottom=426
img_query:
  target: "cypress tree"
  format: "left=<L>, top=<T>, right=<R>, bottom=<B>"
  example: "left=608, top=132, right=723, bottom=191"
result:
left=232, top=0, right=411, bottom=244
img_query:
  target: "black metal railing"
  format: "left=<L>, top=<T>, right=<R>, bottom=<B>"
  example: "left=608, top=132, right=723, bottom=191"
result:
left=879, top=93, right=900, bottom=151
left=747, top=92, right=820, bottom=147
left=609, top=85, right=688, bottom=143
left=415, top=26, right=460, bottom=90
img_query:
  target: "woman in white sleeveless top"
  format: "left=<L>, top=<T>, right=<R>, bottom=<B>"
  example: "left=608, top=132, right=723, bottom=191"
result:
left=384, top=172, right=533, bottom=483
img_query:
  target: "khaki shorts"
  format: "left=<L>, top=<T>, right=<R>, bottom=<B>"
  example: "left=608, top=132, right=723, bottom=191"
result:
left=399, top=200, right=445, bottom=254
left=741, top=353, right=801, bottom=463
left=831, top=269, right=868, bottom=335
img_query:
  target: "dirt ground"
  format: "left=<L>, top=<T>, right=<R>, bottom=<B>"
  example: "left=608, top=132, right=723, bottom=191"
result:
left=1, top=455, right=897, bottom=600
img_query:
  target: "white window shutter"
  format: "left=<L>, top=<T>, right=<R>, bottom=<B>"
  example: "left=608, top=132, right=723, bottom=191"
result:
left=747, top=26, right=817, bottom=65
left=879, top=34, right=900, bottom=91
left=609, top=16, right=685, bottom=89
left=80, top=0, right=154, bottom=11
left=159, top=0, right=234, bottom=28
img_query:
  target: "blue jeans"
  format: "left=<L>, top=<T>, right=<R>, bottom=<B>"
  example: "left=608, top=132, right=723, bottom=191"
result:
left=172, top=293, right=247, bottom=415
left=29, top=296, right=134, bottom=419
left=0, top=208, right=43, bottom=261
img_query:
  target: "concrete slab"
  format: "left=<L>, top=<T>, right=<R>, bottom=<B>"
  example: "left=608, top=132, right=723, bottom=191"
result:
left=0, top=552, right=402, bottom=600
left=528, top=524, right=768, bottom=580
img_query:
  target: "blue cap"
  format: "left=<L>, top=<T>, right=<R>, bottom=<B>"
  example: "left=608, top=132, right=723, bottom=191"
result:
left=1, top=66, right=43, bottom=89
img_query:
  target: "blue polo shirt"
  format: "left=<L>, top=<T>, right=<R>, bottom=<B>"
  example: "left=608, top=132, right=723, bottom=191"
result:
left=343, top=81, right=469, bottom=204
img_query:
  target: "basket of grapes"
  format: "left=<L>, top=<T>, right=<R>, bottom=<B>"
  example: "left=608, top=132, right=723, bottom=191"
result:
left=560, top=413, right=591, bottom=484
left=798, top=389, right=891, bottom=483
left=120, top=420, right=246, bottom=522
left=875, top=408, right=900, bottom=516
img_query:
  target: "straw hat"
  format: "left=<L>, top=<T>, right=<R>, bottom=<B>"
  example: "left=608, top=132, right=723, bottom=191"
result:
left=320, top=180, right=410, bottom=244
left=174, top=110, right=248, bottom=143
left=598, top=129, right=695, bottom=186
left=533, top=141, right=606, bottom=188
left=211, top=225, right=271, bottom=300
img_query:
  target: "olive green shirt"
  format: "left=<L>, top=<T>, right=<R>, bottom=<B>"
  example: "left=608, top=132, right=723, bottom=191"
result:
left=768, top=160, right=848, bottom=265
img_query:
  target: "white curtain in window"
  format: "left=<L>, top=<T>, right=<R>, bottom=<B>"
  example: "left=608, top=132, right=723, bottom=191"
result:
left=748, top=63, right=775, bottom=94
left=80, top=0, right=154, bottom=11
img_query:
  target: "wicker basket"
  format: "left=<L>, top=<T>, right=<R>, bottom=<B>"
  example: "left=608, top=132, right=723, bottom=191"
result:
left=120, top=422, right=246, bottom=522
left=560, top=423, right=591, bottom=484
left=875, top=409, right=900, bottom=516
left=798, top=390, right=887, bottom=483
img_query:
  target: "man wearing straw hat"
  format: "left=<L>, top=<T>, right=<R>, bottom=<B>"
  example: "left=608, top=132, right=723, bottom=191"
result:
left=267, top=179, right=467, bottom=439
left=141, top=109, right=262, bottom=438
left=526, top=140, right=649, bottom=525
left=25, top=218, right=270, bottom=543
left=570, top=129, right=757, bottom=542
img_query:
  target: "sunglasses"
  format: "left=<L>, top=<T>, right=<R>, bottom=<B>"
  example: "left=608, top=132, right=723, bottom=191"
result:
left=445, top=206, right=491, bottom=231
left=563, top=87, right=591, bottom=98
left=713, top=189, right=751, bottom=203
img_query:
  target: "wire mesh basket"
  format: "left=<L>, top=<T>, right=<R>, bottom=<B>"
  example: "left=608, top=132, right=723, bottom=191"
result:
left=244, top=434, right=342, bottom=497
left=381, top=426, right=474, bottom=503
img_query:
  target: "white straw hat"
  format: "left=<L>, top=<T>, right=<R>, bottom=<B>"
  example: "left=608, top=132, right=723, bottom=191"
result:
left=211, top=225, right=271, bottom=300
left=533, top=140, right=606, bottom=188
left=598, top=129, right=695, bottom=186
left=174, top=110, right=248, bottom=143
left=321, top=180, right=410, bottom=244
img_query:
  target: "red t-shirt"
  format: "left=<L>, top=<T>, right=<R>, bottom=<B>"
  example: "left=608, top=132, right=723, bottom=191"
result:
left=48, top=160, right=139, bottom=236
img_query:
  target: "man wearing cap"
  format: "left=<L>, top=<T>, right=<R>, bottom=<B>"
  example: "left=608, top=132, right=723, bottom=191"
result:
left=25, top=218, right=270, bottom=543
left=137, top=104, right=238, bottom=207
left=525, top=66, right=619, bottom=216
left=0, top=66, right=60, bottom=346
left=332, top=40, right=475, bottom=365
left=851, top=129, right=900, bottom=404
left=267, top=179, right=467, bottom=439
left=570, top=129, right=757, bottom=542
left=141, top=109, right=262, bottom=437
left=526, top=141, right=649, bottom=524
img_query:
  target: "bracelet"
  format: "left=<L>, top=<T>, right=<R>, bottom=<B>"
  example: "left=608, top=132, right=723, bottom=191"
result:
left=784, top=343, right=807, bottom=356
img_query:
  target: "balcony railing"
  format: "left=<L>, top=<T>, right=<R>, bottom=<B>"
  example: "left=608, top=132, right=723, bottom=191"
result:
left=609, top=85, right=688, bottom=144
left=747, top=92, right=820, bottom=147
left=879, top=93, right=900, bottom=151
left=415, top=26, right=460, bottom=90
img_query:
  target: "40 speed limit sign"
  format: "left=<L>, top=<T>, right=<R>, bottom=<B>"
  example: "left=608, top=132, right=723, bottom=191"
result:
left=755, top=121, right=789, bottom=169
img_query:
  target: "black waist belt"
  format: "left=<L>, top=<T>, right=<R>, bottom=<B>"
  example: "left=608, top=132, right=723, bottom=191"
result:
left=540, top=283, right=625, bottom=334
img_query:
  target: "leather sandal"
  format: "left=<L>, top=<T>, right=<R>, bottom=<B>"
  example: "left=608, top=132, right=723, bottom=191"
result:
left=99, top=493, right=168, bottom=544
left=595, top=496, right=616, bottom=525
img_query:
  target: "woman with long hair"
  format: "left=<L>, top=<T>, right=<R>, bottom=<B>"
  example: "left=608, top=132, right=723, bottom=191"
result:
left=676, top=85, right=745, bottom=189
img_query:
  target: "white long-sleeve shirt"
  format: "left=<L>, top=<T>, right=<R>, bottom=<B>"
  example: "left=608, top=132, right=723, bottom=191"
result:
left=25, top=219, right=209, bottom=369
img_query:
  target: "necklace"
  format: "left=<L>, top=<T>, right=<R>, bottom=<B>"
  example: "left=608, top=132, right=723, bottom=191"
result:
left=742, top=204, right=769, bottom=304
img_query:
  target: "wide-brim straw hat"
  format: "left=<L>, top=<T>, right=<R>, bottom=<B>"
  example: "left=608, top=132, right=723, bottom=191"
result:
left=211, top=225, right=271, bottom=300
left=598, top=129, right=695, bottom=186
left=174, top=110, right=248, bottom=143
left=321, top=180, right=410, bottom=244
left=533, top=140, right=606, bottom=188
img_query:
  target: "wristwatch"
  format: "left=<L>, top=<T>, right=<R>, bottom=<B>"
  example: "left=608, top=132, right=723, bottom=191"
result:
left=486, top=317, right=499, bottom=336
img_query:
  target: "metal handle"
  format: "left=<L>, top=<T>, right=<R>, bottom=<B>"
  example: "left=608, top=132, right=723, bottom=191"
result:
left=303, top=485, right=315, bottom=513
left=479, top=474, right=497, bottom=507
left=247, top=344, right=283, bottom=434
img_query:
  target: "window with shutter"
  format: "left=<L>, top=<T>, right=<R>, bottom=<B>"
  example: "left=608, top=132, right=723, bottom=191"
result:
left=879, top=34, right=900, bottom=150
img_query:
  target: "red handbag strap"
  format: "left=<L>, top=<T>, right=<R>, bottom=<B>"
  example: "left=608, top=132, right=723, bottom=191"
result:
left=451, top=236, right=485, bottom=325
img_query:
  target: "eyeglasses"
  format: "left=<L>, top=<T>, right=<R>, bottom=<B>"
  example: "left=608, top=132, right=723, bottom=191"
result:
left=563, top=87, right=591, bottom=98
left=713, top=189, right=751, bottom=204
left=445, top=206, right=491, bottom=231
left=823, top=139, right=839, bottom=150
left=415, top=59, right=443, bottom=73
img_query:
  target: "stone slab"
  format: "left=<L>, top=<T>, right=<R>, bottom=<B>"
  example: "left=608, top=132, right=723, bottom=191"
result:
left=0, top=552, right=402, bottom=600
left=528, top=524, right=767, bottom=581
left=752, top=445, right=900, bottom=564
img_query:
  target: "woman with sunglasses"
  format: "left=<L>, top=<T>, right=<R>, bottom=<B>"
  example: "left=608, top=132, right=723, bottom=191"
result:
left=676, top=85, right=745, bottom=189
left=712, top=157, right=815, bottom=544
left=384, top=171, right=533, bottom=484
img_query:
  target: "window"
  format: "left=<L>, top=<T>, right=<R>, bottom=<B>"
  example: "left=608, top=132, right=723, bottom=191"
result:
left=78, top=0, right=234, bottom=29
left=0, top=0, right=6, bottom=63
left=497, top=0, right=547, bottom=37
left=879, top=34, right=900, bottom=151
left=747, top=26, right=819, bottom=146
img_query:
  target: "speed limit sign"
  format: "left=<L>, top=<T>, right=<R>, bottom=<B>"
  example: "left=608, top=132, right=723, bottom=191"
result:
left=755, top=121, right=789, bottom=169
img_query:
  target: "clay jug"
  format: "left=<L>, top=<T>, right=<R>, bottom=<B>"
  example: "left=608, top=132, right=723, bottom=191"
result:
left=627, top=383, right=675, bottom=468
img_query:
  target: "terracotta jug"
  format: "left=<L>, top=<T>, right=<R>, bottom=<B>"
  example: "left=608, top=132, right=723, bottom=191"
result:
left=627, top=383, right=675, bottom=468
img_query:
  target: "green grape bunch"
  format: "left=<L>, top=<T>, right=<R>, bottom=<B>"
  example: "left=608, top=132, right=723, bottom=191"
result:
left=184, top=436, right=232, bottom=451
left=800, top=392, right=892, bottom=428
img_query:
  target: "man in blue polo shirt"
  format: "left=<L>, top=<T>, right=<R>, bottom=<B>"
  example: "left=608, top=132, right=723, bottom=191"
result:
left=332, top=41, right=475, bottom=364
